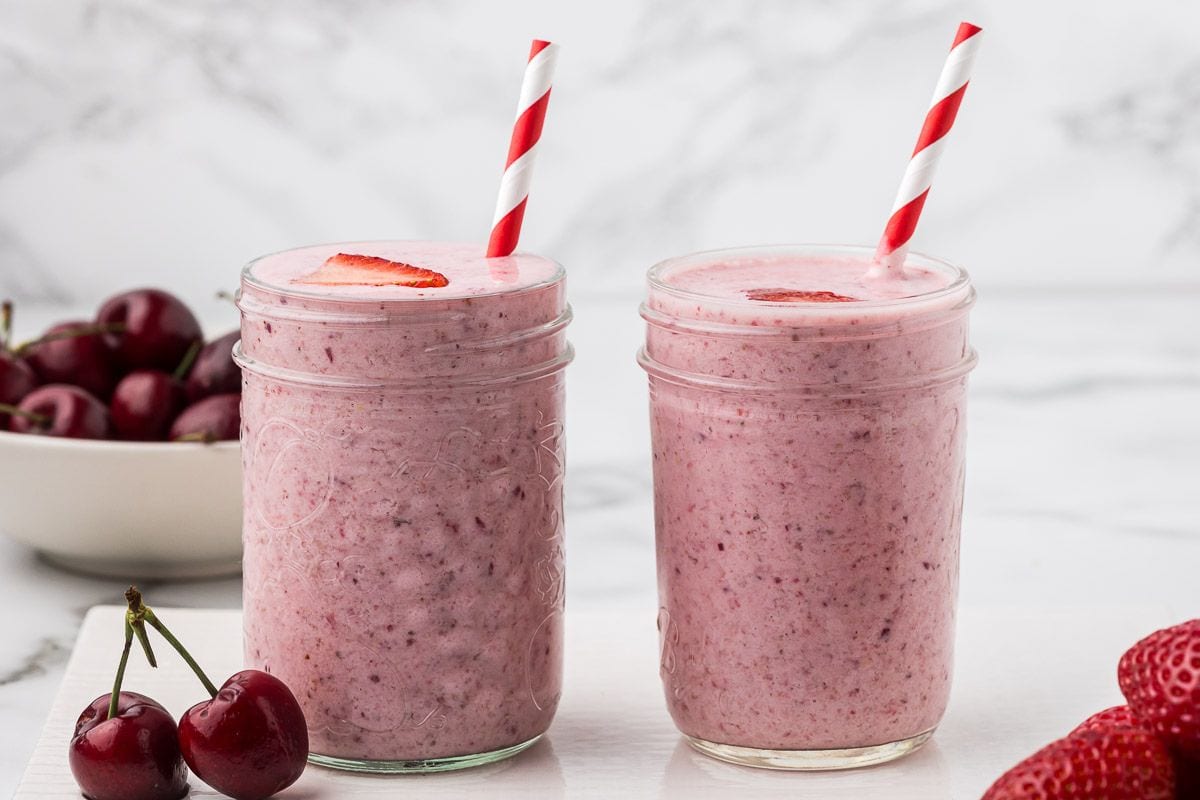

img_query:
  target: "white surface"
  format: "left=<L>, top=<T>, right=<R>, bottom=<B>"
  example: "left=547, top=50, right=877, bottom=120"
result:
left=0, top=433, right=241, bottom=577
left=13, top=604, right=1179, bottom=799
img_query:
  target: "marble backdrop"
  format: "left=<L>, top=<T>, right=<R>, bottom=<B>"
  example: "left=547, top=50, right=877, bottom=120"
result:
left=1, top=0, right=1198, bottom=315
left=2, top=4, right=1200, bottom=793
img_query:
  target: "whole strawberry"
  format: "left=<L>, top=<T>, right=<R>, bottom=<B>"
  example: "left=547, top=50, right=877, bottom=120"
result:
left=981, top=726, right=1175, bottom=800
left=1074, top=704, right=1200, bottom=798
left=1118, top=619, right=1200, bottom=761
left=1180, top=760, right=1200, bottom=800
left=1071, top=704, right=1141, bottom=735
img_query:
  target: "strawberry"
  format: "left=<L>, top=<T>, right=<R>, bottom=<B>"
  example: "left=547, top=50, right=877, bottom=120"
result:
left=745, top=288, right=856, bottom=302
left=1071, top=704, right=1142, bottom=735
left=295, top=253, right=450, bottom=288
left=1179, top=759, right=1200, bottom=800
left=981, top=727, right=1175, bottom=800
left=1118, top=619, right=1200, bottom=761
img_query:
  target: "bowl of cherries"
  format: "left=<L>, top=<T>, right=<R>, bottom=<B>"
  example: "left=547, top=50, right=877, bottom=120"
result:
left=0, top=289, right=243, bottom=579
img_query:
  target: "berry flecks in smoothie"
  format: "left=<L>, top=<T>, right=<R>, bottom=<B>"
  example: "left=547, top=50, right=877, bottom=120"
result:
left=745, top=288, right=857, bottom=303
left=294, top=253, right=450, bottom=288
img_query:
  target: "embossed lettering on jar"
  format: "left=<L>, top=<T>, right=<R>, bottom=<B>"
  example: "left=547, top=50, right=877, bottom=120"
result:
left=236, top=242, right=571, bottom=772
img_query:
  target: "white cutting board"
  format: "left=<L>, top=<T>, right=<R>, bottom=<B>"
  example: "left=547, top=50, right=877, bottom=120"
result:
left=15, top=604, right=1171, bottom=799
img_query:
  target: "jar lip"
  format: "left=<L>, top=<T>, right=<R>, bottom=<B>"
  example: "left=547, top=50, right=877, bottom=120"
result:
left=240, top=240, right=566, bottom=306
left=234, top=340, right=574, bottom=390
left=638, top=345, right=977, bottom=397
left=646, top=243, right=972, bottom=315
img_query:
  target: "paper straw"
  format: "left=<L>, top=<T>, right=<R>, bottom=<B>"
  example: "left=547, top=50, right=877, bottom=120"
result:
left=486, top=39, right=560, bottom=258
left=873, top=22, right=983, bottom=275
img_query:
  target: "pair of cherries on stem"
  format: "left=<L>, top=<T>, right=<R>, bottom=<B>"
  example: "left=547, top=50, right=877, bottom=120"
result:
left=68, top=588, right=308, bottom=800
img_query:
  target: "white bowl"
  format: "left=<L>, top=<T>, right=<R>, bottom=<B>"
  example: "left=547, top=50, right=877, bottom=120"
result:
left=0, top=430, right=242, bottom=579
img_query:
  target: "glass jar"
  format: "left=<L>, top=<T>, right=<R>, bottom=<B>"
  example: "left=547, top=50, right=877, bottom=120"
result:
left=235, top=241, right=571, bottom=772
left=639, top=244, right=976, bottom=769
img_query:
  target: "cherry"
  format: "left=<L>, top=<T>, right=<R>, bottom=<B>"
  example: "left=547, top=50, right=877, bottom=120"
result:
left=0, top=353, right=37, bottom=426
left=169, top=394, right=240, bottom=442
left=69, top=598, right=186, bottom=800
left=111, top=371, right=187, bottom=441
left=97, top=289, right=202, bottom=372
left=0, top=302, right=38, bottom=424
left=7, top=384, right=110, bottom=439
left=185, top=330, right=242, bottom=401
left=21, top=320, right=119, bottom=399
left=69, top=692, right=189, bottom=800
left=0, top=303, right=38, bottom=425
left=124, top=587, right=308, bottom=800
left=179, top=671, right=308, bottom=800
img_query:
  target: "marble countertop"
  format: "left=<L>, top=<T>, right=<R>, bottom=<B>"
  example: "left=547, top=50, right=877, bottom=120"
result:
left=2, top=289, right=1198, bottom=796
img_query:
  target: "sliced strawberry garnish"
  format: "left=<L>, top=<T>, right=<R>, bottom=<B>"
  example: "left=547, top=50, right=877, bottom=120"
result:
left=745, top=288, right=856, bottom=303
left=981, top=727, right=1176, bottom=800
left=294, top=253, right=450, bottom=288
left=1118, top=619, right=1200, bottom=761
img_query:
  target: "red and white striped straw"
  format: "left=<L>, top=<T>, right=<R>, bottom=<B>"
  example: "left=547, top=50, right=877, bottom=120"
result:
left=873, top=22, right=983, bottom=274
left=486, top=39, right=560, bottom=258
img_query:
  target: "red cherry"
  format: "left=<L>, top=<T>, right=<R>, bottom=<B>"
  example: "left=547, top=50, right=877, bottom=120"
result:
left=185, top=331, right=242, bottom=401
left=111, top=371, right=187, bottom=441
left=9, top=384, right=110, bottom=439
left=0, top=352, right=38, bottom=425
left=179, top=670, right=308, bottom=800
left=97, top=289, right=202, bottom=372
left=68, top=691, right=189, bottom=800
left=22, top=320, right=118, bottom=399
left=169, top=394, right=240, bottom=442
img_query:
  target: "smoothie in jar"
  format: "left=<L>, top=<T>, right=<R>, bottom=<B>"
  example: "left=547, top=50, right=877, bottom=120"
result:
left=236, top=241, right=570, bottom=772
left=639, top=244, right=975, bottom=769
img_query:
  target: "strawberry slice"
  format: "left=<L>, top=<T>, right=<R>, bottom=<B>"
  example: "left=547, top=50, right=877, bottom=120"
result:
left=294, top=253, right=449, bottom=288
left=745, top=288, right=856, bottom=303
left=1118, top=619, right=1200, bottom=761
left=981, top=727, right=1176, bottom=800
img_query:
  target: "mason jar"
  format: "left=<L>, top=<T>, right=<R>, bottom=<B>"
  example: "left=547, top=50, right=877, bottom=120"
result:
left=639, top=244, right=976, bottom=770
left=236, top=241, right=571, bottom=772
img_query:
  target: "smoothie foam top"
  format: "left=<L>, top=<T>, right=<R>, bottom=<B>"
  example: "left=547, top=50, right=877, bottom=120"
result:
left=646, top=246, right=971, bottom=329
left=658, top=253, right=953, bottom=303
left=245, top=240, right=563, bottom=302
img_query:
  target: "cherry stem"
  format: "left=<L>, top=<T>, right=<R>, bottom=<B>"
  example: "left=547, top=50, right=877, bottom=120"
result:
left=13, top=322, right=126, bottom=355
left=126, top=594, right=158, bottom=669
left=1, top=301, right=12, bottom=351
left=107, top=618, right=134, bottom=721
left=0, top=403, right=49, bottom=426
left=172, top=339, right=202, bottom=382
left=215, top=290, right=238, bottom=306
left=125, top=586, right=219, bottom=698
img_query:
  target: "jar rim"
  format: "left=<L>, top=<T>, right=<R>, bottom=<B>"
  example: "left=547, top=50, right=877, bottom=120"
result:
left=241, top=240, right=566, bottom=306
left=638, top=345, right=977, bottom=397
left=234, top=340, right=574, bottom=390
left=646, top=243, right=972, bottom=316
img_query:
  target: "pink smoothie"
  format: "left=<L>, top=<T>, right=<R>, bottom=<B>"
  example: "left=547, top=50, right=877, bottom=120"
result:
left=238, top=241, right=570, bottom=766
left=640, top=245, right=975, bottom=755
